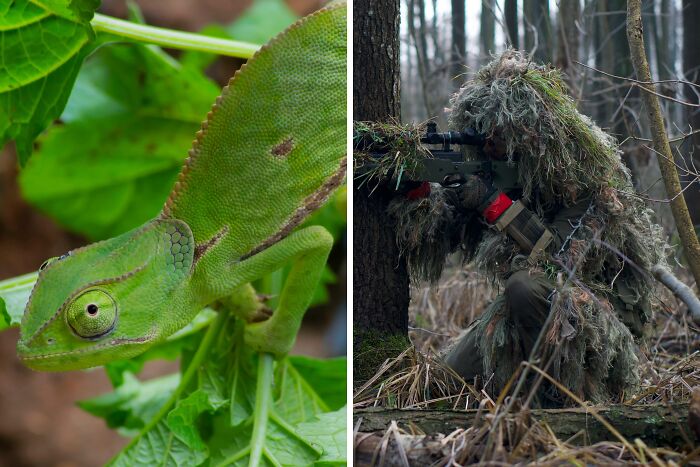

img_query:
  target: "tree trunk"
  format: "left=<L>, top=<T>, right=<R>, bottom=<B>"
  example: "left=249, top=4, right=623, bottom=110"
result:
left=682, top=0, right=700, bottom=224
left=609, top=0, right=633, bottom=138
left=430, top=0, right=440, bottom=62
left=504, top=0, right=518, bottom=49
left=556, top=0, right=580, bottom=83
left=408, top=0, right=434, bottom=118
left=523, top=0, right=533, bottom=52
left=658, top=0, right=673, bottom=81
left=592, top=0, right=610, bottom=123
left=354, top=403, right=693, bottom=467
left=451, top=0, right=466, bottom=89
left=653, top=0, right=676, bottom=102
left=536, top=0, right=551, bottom=63
left=642, top=0, right=657, bottom=75
left=524, top=0, right=551, bottom=62
left=480, top=0, right=495, bottom=58
left=627, top=0, right=700, bottom=288
left=355, top=403, right=690, bottom=448
left=353, top=0, right=410, bottom=385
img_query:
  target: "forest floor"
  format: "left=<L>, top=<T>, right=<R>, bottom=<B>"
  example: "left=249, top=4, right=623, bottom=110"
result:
left=353, top=258, right=700, bottom=465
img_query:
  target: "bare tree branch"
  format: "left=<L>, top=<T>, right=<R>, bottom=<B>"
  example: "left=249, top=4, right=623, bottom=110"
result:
left=627, top=0, right=700, bottom=287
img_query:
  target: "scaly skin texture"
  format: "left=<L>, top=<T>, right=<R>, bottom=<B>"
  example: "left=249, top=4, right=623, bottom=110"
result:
left=16, top=4, right=347, bottom=371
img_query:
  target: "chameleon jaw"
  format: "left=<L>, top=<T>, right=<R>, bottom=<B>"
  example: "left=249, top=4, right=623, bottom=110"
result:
left=16, top=333, right=155, bottom=371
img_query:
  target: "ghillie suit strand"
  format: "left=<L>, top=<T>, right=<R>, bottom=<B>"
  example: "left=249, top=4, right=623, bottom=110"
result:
left=384, top=50, right=670, bottom=405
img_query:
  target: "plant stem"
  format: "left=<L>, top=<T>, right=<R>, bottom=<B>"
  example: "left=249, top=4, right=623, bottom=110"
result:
left=91, top=13, right=259, bottom=59
left=627, top=0, right=700, bottom=289
left=117, top=309, right=227, bottom=455
left=217, top=446, right=251, bottom=467
left=249, top=353, right=275, bottom=467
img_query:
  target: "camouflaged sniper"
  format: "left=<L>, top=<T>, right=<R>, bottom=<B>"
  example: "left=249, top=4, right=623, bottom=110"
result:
left=388, top=50, right=670, bottom=405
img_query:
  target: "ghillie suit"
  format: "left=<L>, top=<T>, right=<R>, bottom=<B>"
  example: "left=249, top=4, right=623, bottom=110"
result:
left=384, top=50, right=669, bottom=406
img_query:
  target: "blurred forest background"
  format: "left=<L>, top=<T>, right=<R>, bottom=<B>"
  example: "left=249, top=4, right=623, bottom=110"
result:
left=0, top=0, right=345, bottom=465
left=400, top=0, right=700, bottom=232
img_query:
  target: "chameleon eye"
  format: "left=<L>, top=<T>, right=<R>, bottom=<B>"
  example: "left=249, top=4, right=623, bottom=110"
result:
left=66, top=290, right=117, bottom=339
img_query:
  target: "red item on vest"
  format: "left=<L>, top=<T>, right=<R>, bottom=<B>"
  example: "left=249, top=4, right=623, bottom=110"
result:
left=482, top=192, right=513, bottom=223
left=406, top=181, right=431, bottom=200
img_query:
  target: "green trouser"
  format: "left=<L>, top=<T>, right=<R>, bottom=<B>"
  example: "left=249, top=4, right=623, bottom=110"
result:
left=444, top=270, right=555, bottom=381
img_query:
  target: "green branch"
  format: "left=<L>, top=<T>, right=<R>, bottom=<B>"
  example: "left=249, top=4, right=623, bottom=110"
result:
left=249, top=353, right=275, bottom=467
left=91, top=13, right=259, bottom=59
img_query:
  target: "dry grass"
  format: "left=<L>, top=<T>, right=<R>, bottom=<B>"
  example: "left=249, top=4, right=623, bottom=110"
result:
left=408, top=255, right=497, bottom=353
left=356, top=424, right=697, bottom=466
left=353, top=263, right=700, bottom=465
left=353, top=120, right=430, bottom=193
left=354, top=255, right=498, bottom=411
left=353, top=346, right=479, bottom=410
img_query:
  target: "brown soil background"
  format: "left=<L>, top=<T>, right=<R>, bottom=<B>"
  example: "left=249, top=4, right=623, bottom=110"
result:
left=0, top=1, right=344, bottom=465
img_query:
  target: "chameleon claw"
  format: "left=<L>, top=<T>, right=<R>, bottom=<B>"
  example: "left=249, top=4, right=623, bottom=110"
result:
left=249, top=305, right=273, bottom=323
left=255, top=293, right=275, bottom=303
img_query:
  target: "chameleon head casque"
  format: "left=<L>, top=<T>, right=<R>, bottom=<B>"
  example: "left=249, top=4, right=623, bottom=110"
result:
left=17, top=219, right=196, bottom=371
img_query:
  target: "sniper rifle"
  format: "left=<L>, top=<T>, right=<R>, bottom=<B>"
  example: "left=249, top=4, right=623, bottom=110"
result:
left=353, top=122, right=521, bottom=192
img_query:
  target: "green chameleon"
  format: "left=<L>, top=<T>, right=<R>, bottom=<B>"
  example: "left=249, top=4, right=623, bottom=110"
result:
left=16, top=4, right=347, bottom=371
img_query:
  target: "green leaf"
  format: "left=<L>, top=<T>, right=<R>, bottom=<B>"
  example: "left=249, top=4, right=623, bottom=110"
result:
left=297, top=407, right=347, bottom=465
left=0, top=305, right=10, bottom=330
left=78, top=372, right=179, bottom=435
left=202, top=319, right=256, bottom=422
left=207, top=353, right=324, bottom=466
left=275, top=359, right=328, bottom=425
left=0, top=0, right=99, bottom=165
left=109, top=419, right=208, bottom=467
left=33, top=0, right=100, bottom=24
left=275, top=356, right=347, bottom=425
left=288, top=356, right=347, bottom=411
left=0, top=272, right=37, bottom=331
left=19, top=42, right=219, bottom=239
left=104, top=316, right=345, bottom=466
left=207, top=411, right=321, bottom=466
left=0, top=16, right=87, bottom=91
left=0, top=1, right=49, bottom=30
left=226, top=0, right=297, bottom=44
left=165, top=390, right=212, bottom=458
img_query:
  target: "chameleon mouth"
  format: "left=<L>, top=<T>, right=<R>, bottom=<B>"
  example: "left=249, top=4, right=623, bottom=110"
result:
left=17, top=334, right=154, bottom=370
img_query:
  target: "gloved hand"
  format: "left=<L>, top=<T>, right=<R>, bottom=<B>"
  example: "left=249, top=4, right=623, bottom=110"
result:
left=459, top=174, right=497, bottom=210
left=397, top=180, right=431, bottom=200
